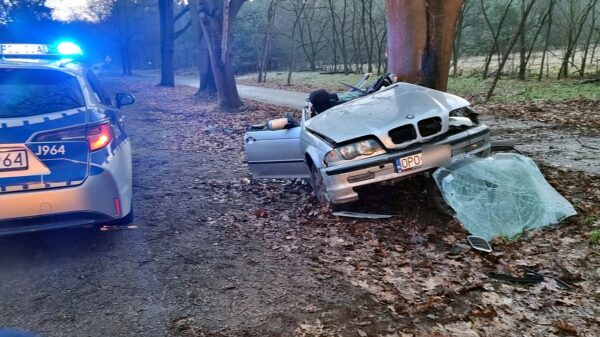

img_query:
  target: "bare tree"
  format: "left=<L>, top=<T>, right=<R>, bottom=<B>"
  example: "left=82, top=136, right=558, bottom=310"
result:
left=480, top=0, right=514, bottom=79
left=189, top=0, right=246, bottom=111
left=452, top=0, right=474, bottom=77
left=538, top=0, right=556, bottom=80
left=580, top=0, right=599, bottom=77
left=258, top=0, right=280, bottom=83
left=558, top=0, right=597, bottom=79
left=487, top=0, right=537, bottom=101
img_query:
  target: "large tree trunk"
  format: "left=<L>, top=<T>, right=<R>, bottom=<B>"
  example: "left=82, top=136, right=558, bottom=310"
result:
left=198, top=38, right=217, bottom=93
left=385, top=0, right=463, bottom=92
left=188, top=0, right=216, bottom=93
left=190, top=0, right=245, bottom=112
left=159, top=0, right=175, bottom=87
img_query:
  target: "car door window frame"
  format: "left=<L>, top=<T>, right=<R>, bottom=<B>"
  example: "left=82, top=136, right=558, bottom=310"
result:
left=85, top=70, right=112, bottom=106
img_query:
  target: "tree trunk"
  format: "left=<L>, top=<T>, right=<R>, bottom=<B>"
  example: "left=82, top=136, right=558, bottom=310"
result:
left=339, top=0, right=350, bottom=74
left=480, top=0, right=514, bottom=79
left=385, top=0, right=463, bottom=92
left=518, top=0, right=527, bottom=80
left=188, top=0, right=216, bottom=93
left=559, top=0, right=596, bottom=79
left=486, top=0, right=537, bottom=101
left=538, top=0, right=554, bottom=80
left=452, top=0, right=470, bottom=77
left=258, top=0, right=278, bottom=83
left=190, top=0, right=245, bottom=111
left=327, top=0, right=339, bottom=72
left=580, top=1, right=598, bottom=77
left=159, top=0, right=175, bottom=87
left=523, top=7, right=550, bottom=77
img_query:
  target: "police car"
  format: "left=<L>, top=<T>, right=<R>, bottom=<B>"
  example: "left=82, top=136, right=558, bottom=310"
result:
left=0, top=42, right=135, bottom=235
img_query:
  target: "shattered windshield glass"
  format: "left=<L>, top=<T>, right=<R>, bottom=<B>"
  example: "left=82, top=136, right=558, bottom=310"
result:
left=433, top=153, right=577, bottom=240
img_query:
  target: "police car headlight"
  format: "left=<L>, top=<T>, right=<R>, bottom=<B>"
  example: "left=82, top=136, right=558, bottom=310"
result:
left=325, top=139, right=384, bottom=165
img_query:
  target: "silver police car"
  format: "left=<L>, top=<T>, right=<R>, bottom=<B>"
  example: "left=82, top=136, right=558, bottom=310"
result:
left=0, top=42, right=134, bottom=235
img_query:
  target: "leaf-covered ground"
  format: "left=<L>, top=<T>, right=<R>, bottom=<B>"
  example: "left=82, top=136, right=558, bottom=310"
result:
left=2, top=75, right=596, bottom=337
left=126, top=76, right=600, bottom=336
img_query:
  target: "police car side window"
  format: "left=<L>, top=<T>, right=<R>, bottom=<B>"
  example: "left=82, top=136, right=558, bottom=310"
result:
left=86, top=70, right=112, bottom=106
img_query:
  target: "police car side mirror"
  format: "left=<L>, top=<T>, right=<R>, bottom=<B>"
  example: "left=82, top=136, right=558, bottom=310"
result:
left=116, top=93, right=135, bottom=108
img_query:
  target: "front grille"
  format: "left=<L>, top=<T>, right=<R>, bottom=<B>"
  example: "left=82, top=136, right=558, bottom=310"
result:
left=418, top=117, right=442, bottom=137
left=389, top=124, right=417, bottom=145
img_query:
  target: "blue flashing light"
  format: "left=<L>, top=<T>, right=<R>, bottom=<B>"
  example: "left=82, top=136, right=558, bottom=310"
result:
left=56, top=42, right=83, bottom=56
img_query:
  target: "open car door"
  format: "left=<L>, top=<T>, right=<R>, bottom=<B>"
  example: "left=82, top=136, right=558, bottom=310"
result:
left=244, top=115, right=310, bottom=179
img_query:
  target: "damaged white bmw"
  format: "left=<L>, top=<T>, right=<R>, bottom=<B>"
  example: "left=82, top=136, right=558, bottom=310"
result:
left=244, top=74, right=491, bottom=207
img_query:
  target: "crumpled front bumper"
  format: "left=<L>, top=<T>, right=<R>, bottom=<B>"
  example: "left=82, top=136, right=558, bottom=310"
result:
left=321, top=125, right=491, bottom=204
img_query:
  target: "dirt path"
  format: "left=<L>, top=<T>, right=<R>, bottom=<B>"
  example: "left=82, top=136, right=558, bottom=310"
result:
left=0, top=76, right=398, bottom=337
left=1, top=75, right=597, bottom=337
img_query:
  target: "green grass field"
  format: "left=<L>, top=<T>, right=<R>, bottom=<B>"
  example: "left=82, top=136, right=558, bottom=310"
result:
left=237, top=71, right=600, bottom=103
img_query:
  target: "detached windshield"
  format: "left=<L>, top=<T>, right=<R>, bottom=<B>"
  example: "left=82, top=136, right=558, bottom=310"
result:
left=0, top=68, right=85, bottom=118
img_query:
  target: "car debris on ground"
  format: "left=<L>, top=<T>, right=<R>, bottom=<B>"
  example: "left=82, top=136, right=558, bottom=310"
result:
left=332, top=211, right=394, bottom=219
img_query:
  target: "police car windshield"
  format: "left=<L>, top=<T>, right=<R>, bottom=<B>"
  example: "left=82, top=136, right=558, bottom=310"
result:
left=0, top=68, right=85, bottom=118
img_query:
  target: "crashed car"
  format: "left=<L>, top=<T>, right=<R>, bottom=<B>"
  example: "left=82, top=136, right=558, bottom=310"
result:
left=244, top=74, right=491, bottom=207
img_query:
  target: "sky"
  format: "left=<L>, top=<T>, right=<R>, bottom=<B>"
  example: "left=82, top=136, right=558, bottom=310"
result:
left=44, top=0, right=114, bottom=23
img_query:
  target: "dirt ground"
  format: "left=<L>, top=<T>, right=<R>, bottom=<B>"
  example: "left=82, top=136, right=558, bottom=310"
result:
left=0, top=75, right=598, bottom=337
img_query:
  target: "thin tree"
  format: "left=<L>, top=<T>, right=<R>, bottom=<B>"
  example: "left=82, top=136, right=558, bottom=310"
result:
left=486, top=0, right=537, bottom=101
left=258, top=0, right=279, bottom=83
left=480, top=0, right=514, bottom=79
left=538, top=0, right=556, bottom=80
left=558, top=0, right=596, bottom=79
left=580, top=0, right=599, bottom=77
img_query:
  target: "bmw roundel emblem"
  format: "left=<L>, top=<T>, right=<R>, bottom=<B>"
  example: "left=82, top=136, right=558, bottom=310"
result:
left=406, top=114, right=415, bottom=119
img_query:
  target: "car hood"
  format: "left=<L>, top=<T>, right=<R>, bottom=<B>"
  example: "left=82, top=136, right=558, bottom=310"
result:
left=305, top=82, right=469, bottom=146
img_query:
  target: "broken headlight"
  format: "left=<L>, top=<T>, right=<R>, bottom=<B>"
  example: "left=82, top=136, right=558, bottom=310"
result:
left=450, top=106, right=479, bottom=124
left=325, top=139, right=385, bottom=165
left=448, top=106, right=480, bottom=132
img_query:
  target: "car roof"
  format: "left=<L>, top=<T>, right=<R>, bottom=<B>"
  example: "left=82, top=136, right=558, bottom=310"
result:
left=0, top=58, right=86, bottom=77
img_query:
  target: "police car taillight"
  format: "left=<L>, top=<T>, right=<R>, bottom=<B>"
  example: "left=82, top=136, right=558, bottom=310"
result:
left=87, top=123, right=113, bottom=151
left=33, top=123, right=112, bottom=151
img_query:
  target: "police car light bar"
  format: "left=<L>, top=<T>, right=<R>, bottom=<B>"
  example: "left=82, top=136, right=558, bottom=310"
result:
left=0, top=42, right=83, bottom=58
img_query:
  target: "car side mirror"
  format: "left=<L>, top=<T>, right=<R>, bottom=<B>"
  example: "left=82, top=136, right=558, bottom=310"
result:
left=116, top=93, right=136, bottom=108
left=267, top=118, right=291, bottom=130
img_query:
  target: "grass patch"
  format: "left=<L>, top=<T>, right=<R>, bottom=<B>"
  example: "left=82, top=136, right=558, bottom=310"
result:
left=448, top=77, right=600, bottom=102
left=589, top=230, right=600, bottom=246
left=238, top=71, right=600, bottom=103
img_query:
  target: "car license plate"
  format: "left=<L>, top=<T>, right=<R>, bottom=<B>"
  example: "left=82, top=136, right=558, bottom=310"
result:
left=395, top=153, right=423, bottom=172
left=0, top=149, right=29, bottom=172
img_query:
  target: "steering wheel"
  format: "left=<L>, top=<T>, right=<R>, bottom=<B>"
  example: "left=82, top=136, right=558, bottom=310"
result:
left=369, top=74, right=393, bottom=93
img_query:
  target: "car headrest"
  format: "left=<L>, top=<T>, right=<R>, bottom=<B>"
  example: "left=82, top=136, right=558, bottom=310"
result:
left=309, top=89, right=331, bottom=105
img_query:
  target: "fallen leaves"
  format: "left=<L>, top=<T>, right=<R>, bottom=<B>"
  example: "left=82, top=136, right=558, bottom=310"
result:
left=106, top=75, right=600, bottom=337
